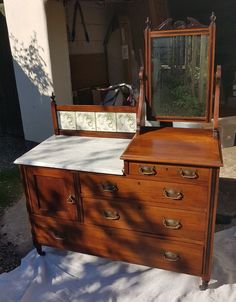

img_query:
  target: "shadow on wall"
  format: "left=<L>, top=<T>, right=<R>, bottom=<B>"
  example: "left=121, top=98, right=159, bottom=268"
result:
left=10, top=32, right=52, bottom=95
left=10, top=32, right=54, bottom=142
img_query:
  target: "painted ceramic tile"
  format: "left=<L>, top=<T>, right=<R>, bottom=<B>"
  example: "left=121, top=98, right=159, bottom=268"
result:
left=57, top=111, right=76, bottom=130
left=76, top=112, right=96, bottom=131
left=116, top=113, right=136, bottom=133
left=96, top=112, right=116, bottom=132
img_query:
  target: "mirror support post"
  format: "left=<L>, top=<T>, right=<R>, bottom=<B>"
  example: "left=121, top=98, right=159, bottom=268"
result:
left=213, top=65, right=221, bottom=138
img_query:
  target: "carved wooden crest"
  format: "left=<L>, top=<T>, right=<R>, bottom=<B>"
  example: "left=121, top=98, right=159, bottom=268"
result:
left=148, top=13, right=216, bottom=31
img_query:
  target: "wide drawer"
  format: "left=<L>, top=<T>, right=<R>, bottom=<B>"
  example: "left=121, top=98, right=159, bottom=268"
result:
left=79, top=172, right=209, bottom=210
left=31, top=216, right=204, bottom=276
left=83, top=198, right=206, bottom=242
left=127, top=162, right=210, bottom=185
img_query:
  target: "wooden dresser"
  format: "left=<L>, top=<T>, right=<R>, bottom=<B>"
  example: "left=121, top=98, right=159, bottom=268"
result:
left=15, top=15, right=223, bottom=290
left=16, top=127, right=222, bottom=290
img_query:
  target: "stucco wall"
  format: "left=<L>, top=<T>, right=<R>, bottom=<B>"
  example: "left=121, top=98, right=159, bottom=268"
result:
left=4, top=0, right=72, bottom=142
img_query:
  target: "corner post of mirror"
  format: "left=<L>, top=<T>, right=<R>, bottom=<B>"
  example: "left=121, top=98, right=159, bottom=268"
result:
left=213, top=65, right=221, bottom=138
left=209, top=12, right=216, bottom=120
left=50, top=92, right=59, bottom=135
left=136, top=67, right=145, bottom=134
left=144, top=17, right=151, bottom=102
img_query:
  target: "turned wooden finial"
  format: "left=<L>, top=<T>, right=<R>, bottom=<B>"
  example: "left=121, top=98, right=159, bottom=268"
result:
left=51, top=92, right=56, bottom=103
left=50, top=92, right=59, bottom=135
left=145, top=17, right=151, bottom=29
left=210, top=12, right=216, bottom=23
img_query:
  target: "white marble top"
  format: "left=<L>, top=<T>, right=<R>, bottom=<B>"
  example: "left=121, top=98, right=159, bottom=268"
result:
left=14, top=135, right=131, bottom=175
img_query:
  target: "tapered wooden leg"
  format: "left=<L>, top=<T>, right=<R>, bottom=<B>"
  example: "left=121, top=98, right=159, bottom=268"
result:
left=34, top=241, right=46, bottom=256
left=199, top=279, right=209, bottom=290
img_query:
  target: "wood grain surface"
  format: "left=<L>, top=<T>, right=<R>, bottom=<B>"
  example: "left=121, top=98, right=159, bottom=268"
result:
left=121, top=127, right=223, bottom=167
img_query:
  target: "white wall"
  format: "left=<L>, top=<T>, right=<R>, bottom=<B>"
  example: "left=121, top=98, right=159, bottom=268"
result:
left=65, top=1, right=124, bottom=85
left=107, top=28, right=124, bottom=85
left=45, top=1, right=72, bottom=104
left=4, top=0, right=72, bottom=142
left=66, top=1, right=111, bottom=55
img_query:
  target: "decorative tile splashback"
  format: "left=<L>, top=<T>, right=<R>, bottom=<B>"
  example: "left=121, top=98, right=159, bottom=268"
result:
left=76, top=112, right=96, bottom=131
left=58, top=111, right=136, bottom=133
left=116, top=113, right=136, bottom=132
left=57, top=111, right=76, bottom=130
left=96, top=112, right=117, bottom=132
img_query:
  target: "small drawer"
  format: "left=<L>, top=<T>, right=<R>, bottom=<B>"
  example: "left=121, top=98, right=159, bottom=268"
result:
left=31, top=216, right=204, bottom=276
left=79, top=172, right=209, bottom=210
left=127, top=162, right=210, bottom=185
left=83, top=198, right=206, bottom=242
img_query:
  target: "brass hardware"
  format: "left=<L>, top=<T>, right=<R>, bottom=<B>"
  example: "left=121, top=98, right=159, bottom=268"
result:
left=67, top=194, right=76, bottom=204
left=102, top=183, right=118, bottom=192
left=162, top=218, right=181, bottom=229
left=180, top=169, right=198, bottom=179
left=51, top=231, right=65, bottom=241
left=163, top=251, right=180, bottom=262
left=139, top=166, right=156, bottom=176
left=103, top=210, right=120, bottom=220
left=163, top=188, right=183, bottom=200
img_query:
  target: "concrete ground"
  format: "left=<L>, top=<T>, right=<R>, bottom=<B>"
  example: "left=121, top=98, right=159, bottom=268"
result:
left=216, top=146, right=236, bottom=231
left=0, top=196, right=32, bottom=256
left=0, top=146, right=236, bottom=258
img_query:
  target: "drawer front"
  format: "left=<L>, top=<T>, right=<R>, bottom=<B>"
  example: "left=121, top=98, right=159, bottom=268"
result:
left=127, top=162, right=210, bottom=185
left=31, top=216, right=70, bottom=249
left=31, top=216, right=203, bottom=276
left=80, top=172, right=209, bottom=209
left=83, top=198, right=206, bottom=242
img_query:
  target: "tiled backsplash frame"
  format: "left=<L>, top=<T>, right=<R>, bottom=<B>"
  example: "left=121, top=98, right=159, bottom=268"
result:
left=51, top=102, right=138, bottom=138
left=57, top=111, right=136, bottom=133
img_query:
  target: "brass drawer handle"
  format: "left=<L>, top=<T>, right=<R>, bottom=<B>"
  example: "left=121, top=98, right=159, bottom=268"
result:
left=163, top=188, right=183, bottom=200
left=163, top=251, right=180, bottom=262
left=163, top=218, right=182, bottom=230
left=139, top=166, right=156, bottom=176
left=67, top=194, right=76, bottom=204
left=51, top=231, right=65, bottom=241
left=180, top=169, right=198, bottom=179
left=102, top=183, right=118, bottom=192
left=103, top=210, right=120, bottom=220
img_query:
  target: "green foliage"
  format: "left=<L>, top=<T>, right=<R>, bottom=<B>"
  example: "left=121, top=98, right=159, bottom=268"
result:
left=0, top=167, right=22, bottom=214
left=156, top=68, right=205, bottom=117
left=0, top=4, right=5, bottom=16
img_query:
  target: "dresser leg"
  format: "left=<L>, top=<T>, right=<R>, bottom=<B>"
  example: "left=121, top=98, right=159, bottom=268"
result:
left=199, top=279, right=209, bottom=290
left=34, top=242, right=46, bottom=256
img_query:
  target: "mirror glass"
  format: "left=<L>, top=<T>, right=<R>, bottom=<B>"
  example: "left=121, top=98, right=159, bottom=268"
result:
left=151, top=35, right=209, bottom=118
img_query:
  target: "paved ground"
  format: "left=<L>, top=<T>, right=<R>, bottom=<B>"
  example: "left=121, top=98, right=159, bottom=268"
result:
left=0, top=137, right=236, bottom=273
left=216, top=147, right=236, bottom=231
left=0, top=135, right=36, bottom=273
left=0, top=196, right=32, bottom=256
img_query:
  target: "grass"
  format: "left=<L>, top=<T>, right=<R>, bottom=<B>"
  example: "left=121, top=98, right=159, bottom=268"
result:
left=0, top=167, right=23, bottom=215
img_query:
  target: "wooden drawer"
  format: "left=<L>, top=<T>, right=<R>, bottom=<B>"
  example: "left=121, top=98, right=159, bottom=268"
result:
left=31, top=216, right=204, bottom=276
left=32, top=217, right=70, bottom=250
left=79, top=172, right=209, bottom=210
left=127, top=162, right=210, bottom=185
left=83, top=198, right=206, bottom=242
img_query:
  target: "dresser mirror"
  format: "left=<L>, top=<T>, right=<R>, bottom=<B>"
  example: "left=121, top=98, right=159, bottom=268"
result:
left=145, top=16, right=216, bottom=123
left=151, top=34, right=209, bottom=118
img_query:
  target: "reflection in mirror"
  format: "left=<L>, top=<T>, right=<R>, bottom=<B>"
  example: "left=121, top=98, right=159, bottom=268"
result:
left=151, top=35, right=209, bottom=118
